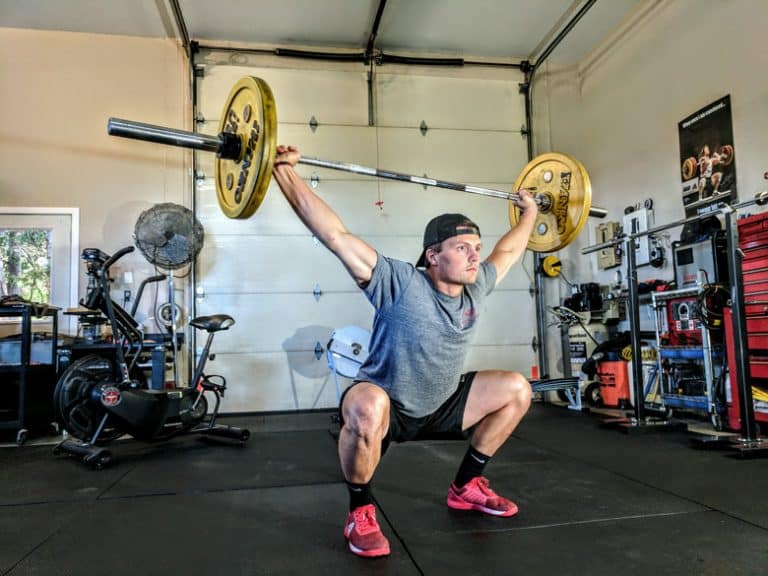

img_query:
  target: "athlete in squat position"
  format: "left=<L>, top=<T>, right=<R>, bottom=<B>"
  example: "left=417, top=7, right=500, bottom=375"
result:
left=273, top=145, right=537, bottom=558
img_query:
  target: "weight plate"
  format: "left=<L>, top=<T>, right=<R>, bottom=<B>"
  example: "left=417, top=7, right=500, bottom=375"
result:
left=682, top=156, right=698, bottom=180
left=215, top=76, right=277, bottom=219
left=717, top=144, right=733, bottom=166
left=509, top=153, right=592, bottom=253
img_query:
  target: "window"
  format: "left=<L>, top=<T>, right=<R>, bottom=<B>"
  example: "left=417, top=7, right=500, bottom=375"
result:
left=0, top=228, right=52, bottom=302
left=0, top=208, right=79, bottom=334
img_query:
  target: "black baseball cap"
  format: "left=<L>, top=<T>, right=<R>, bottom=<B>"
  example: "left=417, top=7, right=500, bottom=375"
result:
left=416, top=213, right=481, bottom=268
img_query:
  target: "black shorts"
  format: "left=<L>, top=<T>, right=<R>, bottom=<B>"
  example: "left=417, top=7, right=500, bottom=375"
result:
left=339, top=371, right=477, bottom=449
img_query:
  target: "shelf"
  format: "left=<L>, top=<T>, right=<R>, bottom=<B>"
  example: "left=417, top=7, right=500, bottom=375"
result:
left=0, top=304, right=60, bottom=441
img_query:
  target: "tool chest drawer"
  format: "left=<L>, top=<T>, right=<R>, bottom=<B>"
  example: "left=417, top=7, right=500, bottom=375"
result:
left=743, top=267, right=768, bottom=285
left=746, top=316, right=768, bottom=332
left=751, top=358, right=768, bottom=379
left=738, top=212, right=768, bottom=245
left=748, top=333, right=768, bottom=350
left=743, top=285, right=768, bottom=299
left=746, top=302, right=768, bottom=315
left=742, top=246, right=768, bottom=268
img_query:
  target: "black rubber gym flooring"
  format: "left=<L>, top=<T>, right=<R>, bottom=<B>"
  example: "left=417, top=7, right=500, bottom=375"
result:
left=1, top=404, right=767, bottom=575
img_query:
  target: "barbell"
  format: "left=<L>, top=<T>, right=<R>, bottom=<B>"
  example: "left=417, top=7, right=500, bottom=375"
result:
left=107, top=76, right=606, bottom=253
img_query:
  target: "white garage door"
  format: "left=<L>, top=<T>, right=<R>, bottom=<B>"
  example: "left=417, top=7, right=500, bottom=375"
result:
left=193, top=50, right=535, bottom=412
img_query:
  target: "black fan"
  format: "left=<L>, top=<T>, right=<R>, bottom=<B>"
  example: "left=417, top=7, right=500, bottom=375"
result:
left=134, top=203, right=204, bottom=270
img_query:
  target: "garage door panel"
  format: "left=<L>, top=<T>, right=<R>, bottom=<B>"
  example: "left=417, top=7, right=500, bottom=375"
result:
left=195, top=293, right=374, bottom=353
left=197, top=65, right=368, bottom=126
left=210, top=351, right=341, bottom=412
left=193, top=123, right=377, bottom=186
left=195, top=289, right=532, bottom=355
left=474, top=292, right=537, bottom=346
left=378, top=128, right=527, bottom=185
left=195, top=178, right=417, bottom=238
left=195, top=175, right=524, bottom=242
left=196, top=232, right=530, bottom=295
left=464, top=345, right=536, bottom=375
left=194, top=124, right=525, bottom=188
left=197, top=234, right=364, bottom=294
left=377, top=71, right=524, bottom=131
left=218, top=344, right=535, bottom=414
left=359, top=180, right=521, bottom=235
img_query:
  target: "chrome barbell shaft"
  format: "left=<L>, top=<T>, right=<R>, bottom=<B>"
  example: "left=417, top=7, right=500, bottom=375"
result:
left=108, top=117, right=607, bottom=217
left=108, top=118, right=221, bottom=154
left=298, top=156, right=529, bottom=202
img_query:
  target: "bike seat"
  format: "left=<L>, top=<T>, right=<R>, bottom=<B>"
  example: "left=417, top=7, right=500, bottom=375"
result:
left=190, top=314, right=235, bottom=333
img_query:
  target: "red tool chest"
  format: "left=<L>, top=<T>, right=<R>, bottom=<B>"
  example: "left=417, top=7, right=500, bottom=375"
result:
left=725, top=211, right=768, bottom=430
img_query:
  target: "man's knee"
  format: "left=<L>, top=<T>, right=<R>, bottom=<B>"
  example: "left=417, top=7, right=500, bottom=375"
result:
left=503, top=371, right=533, bottom=410
left=342, top=385, right=390, bottom=438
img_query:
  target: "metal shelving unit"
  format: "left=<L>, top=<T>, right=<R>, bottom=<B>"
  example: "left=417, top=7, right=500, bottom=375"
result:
left=0, top=303, right=59, bottom=444
left=651, top=285, right=725, bottom=429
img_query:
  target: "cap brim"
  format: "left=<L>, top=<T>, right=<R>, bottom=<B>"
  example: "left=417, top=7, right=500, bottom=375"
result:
left=416, top=249, right=427, bottom=268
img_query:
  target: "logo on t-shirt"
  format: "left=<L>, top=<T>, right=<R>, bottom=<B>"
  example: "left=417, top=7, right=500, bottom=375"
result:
left=462, top=307, right=478, bottom=329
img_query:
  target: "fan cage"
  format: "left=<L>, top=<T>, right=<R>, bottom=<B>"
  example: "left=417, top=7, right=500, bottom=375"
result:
left=133, top=203, right=204, bottom=270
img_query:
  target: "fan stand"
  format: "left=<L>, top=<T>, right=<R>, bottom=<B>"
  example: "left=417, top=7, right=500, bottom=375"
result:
left=167, top=272, right=179, bottom=387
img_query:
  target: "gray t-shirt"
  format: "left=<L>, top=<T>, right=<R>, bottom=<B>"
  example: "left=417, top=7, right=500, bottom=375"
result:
left=356, top=252, right=497, bottom=418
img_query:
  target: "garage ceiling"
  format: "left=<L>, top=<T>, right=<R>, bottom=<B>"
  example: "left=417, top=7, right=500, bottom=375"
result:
left=1, top=0, right=645, bottom=65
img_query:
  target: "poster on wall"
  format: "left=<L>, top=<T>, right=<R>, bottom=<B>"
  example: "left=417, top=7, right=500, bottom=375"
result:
left=678, top=95, right=737, bottom=218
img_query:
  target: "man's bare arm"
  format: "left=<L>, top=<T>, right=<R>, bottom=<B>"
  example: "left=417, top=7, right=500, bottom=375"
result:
left=272, top=145, right=378, bottom=286
left=485, top=189, right=538, bottom=286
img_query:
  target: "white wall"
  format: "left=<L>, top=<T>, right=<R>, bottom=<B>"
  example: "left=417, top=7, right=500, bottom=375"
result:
left=0, top=28, right=191, bottom=323
left=534, top=0, right=768, bottom=287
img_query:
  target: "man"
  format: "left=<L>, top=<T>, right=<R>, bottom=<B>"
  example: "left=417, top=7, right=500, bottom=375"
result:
left=273, top=145, right=537, bottom=558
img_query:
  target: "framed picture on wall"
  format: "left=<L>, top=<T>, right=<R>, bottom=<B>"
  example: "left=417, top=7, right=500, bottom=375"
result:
left=678, top=95, right=737, bottom=218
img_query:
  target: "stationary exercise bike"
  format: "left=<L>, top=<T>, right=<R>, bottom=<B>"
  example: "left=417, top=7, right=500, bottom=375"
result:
left=53, top=246, right=249, bottom=468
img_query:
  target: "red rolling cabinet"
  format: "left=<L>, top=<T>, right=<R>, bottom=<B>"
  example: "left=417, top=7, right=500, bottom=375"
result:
left=724, top=211, right=768, bottom=430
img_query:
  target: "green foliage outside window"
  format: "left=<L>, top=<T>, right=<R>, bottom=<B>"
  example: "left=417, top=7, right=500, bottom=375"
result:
left=0, top=229, right=52, bottom=303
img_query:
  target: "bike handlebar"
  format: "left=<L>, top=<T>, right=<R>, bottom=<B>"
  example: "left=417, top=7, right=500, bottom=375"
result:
left=101, top=246, right=135, bottom=272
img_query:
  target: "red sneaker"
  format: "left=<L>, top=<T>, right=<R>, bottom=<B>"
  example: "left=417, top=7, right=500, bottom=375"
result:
left=446, top=476, right=518, bottom=517
left=343, top=504, right=391, bottom=557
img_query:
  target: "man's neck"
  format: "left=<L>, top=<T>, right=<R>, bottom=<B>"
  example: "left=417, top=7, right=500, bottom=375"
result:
left=426, top=268, right=463, bottom=298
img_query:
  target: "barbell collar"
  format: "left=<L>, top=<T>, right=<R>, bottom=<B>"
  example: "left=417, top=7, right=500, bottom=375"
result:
left=588, top=206, right=608, bottom=219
